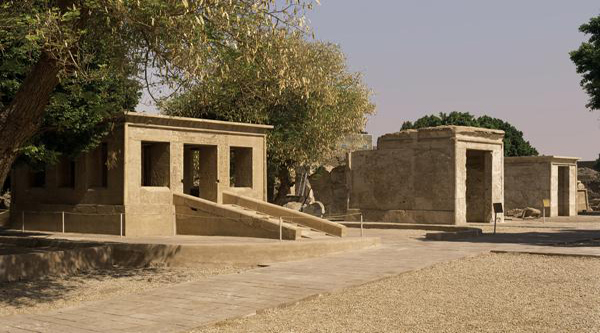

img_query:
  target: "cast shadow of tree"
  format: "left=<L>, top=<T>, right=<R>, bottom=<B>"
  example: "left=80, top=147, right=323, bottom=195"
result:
left=426, top=228, right=600, bottom=248
left=0, top=266, right=168, bottom=310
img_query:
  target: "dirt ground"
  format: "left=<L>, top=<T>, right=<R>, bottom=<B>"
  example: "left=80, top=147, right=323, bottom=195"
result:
left=193, top=253, right=600, bottom=333
left=0, top=264, right=253, bottom=317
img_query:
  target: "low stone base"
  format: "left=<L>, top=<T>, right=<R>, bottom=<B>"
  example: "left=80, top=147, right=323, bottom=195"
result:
left=0, top=237, right=112, bottom=282
left=346, top=209, right=459, bottom=225
left=111, top=237, right=380, bottom=266
left=0, top=232, right=380, bottom=280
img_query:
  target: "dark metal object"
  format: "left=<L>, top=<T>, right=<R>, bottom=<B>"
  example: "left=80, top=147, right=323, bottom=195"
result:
left=493, top=203, right=503, bottom=235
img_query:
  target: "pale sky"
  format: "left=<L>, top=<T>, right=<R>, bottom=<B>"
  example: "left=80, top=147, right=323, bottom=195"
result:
left=305, top=0, right=600, bottom=160
left=139, top=1, right=600, bottom=160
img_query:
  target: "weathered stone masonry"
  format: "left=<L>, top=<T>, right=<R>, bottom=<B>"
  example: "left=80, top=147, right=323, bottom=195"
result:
left=11, top=113, right=346, bottom=239
left=11, top=113, right=270, bottom=237
left=347, top=126, right=505, bottom=225
left=504, top=156, right=578, bottom=217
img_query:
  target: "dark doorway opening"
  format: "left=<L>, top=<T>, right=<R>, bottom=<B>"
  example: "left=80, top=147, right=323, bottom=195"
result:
left=58, top=157, right=76, bottom=188
left=466, top=150, right=493, bottom=222
left=558, top=166, right=570, bottom=216
left=141, top=142, right=170, bottom=187
left=88, top=143, right=108, bottom=188
left=183, top=145, right=218, bottom=202
left=230, top=147, right=253, bottom=188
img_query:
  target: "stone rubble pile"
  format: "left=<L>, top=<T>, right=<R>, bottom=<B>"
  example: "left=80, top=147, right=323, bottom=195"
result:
left=308, top=166, right=349, bottom=217
left=506, top=207, right=542, bottom=219
left=578, top=167, right=600, bottom=211
left=0, top=190, right=10, bottom=210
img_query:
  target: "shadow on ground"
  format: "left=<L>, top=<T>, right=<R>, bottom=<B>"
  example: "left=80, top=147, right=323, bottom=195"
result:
left=0, top=266, right=165, bottom=309
left=428, top=229, right=600, bottom=247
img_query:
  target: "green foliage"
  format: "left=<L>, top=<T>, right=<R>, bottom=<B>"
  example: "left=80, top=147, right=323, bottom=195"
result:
left=0, top=32, right=140, bottom=166
left=570, top=15, right=600, bottom=111
left=401, top=112, right=539, bottom=157
left=594, top=156, right=600, bottom=172
left=161, top=35, right=374, bottom=199
left=1, top=0, right=317, bottom=92
left=0, top=0, right=315, bottom=168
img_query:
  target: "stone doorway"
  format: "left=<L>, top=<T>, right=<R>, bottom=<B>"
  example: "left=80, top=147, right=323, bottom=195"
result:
left=558, top=166, right=570, bottom=216
left=183, top=145, right=218, bottom=202
left=466, top=150, right=493, bottom=223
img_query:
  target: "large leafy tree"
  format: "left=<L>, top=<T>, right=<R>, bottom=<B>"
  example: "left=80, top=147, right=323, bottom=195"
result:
left=161, top=35, right=375, bottom=202
left=1, top=35, right=140, bottom=169
left=401, top=112, right=539, bottom=157
left=571, top=15, right=600, bottom=111
left=0, top=0, right=315, bottom=188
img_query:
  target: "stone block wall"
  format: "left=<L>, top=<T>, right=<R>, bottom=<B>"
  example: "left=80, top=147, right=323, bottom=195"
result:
left=348, top=126, right=504, bottom=225
left=309, top=165, right=349, bottom=216
left=10, top=113, right=272, bottom=237
left=505, top=156, right=578, bottom=217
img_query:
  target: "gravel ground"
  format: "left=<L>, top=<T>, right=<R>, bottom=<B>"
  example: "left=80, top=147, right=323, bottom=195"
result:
left=193, top=254, right=600, bottom=333
left=0, top=264, right=252, bottom=317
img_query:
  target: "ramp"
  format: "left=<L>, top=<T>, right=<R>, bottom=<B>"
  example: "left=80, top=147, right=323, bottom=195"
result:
left=174, top=193, right=346, bottom=240
left=222, top=192, right=346, bottom=237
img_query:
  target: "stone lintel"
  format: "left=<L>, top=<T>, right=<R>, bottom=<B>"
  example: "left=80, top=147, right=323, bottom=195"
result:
left=123, top=112, right=273, bottom=135
left=377, top=126, right=504, bottom=149
left=505, top=155, right=580, bottom=165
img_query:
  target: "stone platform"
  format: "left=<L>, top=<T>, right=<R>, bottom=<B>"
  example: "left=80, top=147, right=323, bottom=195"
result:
left=0, top=230, right=380, bottom=269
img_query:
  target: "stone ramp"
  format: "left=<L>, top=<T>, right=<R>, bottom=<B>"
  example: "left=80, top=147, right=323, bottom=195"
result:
left=222, top=192, right=346, bottom=237
left=174, top=193, right=300, bottom=240
left=174, top=193, right=342, bottom=240
left=223, top=203, right=335, bottom=240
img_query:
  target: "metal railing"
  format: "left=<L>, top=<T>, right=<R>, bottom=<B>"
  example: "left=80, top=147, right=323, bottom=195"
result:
left=16, top=210, right=365, bottom=240
left=323, top=212, right=364, bottom=237
left=19, top=210, right=126, bottom=237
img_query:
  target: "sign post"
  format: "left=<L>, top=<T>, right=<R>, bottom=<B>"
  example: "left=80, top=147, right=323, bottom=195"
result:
left=542, top=199, right=550, bottom=223
left=492, top=203, right=503, bottom=235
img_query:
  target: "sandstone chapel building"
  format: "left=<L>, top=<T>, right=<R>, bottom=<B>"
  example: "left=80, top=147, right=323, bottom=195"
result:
left=11, top=113, right=345, bottom=239
left=348, top=126, right=505, bottom=225
left=504, top=156, right=579, bottom=217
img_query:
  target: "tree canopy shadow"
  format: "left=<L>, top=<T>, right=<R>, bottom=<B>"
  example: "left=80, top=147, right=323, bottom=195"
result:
left=0, top=266, right=168, bottom=310
left=425, top=228, right=600, bottom=248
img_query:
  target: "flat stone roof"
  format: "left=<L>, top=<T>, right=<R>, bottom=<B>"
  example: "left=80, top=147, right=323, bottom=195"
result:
left=505, top=155, right=580, bottom=164
left=378, top=125, right=505, bottom=148
left=124, top=112, right=273, bottom=134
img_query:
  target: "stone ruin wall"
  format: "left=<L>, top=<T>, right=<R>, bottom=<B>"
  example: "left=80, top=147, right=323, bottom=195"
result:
left=347, top=134, right=458, bottom=224
left=578, top=167, right=600, bottom=211
left=308, top=166, right=349, bottom=217
left=504, top=162, right=550, bottom=213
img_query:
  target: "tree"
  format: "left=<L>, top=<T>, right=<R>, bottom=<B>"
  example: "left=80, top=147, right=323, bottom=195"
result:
left=161, top=35, right=375, bottom=202
left=401, top=112, right=538, bottom=157
left=0, top=0, right=315, bottom=189
left=1, top=34, right=140, bottom=170
left=570, top=15, right=600, bottom=111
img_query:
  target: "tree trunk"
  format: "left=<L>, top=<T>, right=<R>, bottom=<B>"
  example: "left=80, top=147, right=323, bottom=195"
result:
left=273, top=164, right=294, bottom=205
left=0, top=52, right=61, bottom=188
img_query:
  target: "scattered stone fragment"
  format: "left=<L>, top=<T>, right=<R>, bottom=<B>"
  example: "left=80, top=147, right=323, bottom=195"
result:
left=0, top=191, right=10, bottom=210
left=578, top=167, right=600, bottom=211
left=506, top=207, right=541, bottom=218
left=302, top=201, right=325, bottom=217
